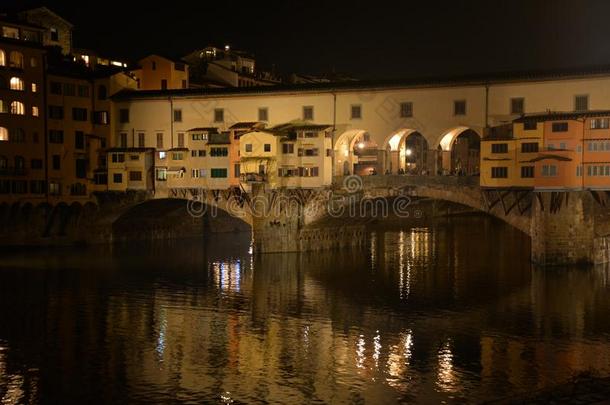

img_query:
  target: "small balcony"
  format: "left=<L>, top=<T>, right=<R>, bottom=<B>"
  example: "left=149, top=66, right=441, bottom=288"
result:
left=241, top=173, right=268, bottom=183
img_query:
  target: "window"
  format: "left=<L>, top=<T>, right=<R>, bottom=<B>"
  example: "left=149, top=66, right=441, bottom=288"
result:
left=590, top=118, right=610, bottom=129
left=49, top=130, right=64, bottom=143
left=48, top=105, right=63, bottom=119
left=264, top=144, right=271, bottom=152
left=282, top=143, right=294, bottom=154
left=93, top=111, right=109, bottom=124
left=129, top=171, right=142, bottom=181
left=177, top=132, right=184, bottom=148
left=191, top=169, right=200, bottom=178
left=198, top=150, right=206, bottom=157
left=234, top=164, right=240, bottom=178
left=63, top=83, right=75, bottom=96
left=50, top=27, right=59, bottom=41
left=70, top=183, right=87, bottom=196
left=14, top=156, right=25, bottom=171
left=32, top=106, right=39, bottom=117
left=278, top=168, right=299, bottom=177
left=211, top=168, right=228, bottom=178
left=191, top=150, right=197, bottom=157
left=491, top=143, right=508, bottom=153
left=50, top=81, right=62, bottom=95
left=10, top=101, right=24, bottom=115
left=175, top=62, right=185, bottom=71
left=118, top=133, right=127, bottom=148
left=49, top=182, right=61, bottom=195
left=2, top=26, right=19, bottom=39
left=577, top=165, right=582, bottom=177
left=52, top=155, right=61, bottom=170
left=510, top=97, right=525, bottom=115
left=12, top=180, right=27, bottom=194
left=304, top=148, right=319, bottom=156
left=75, top=131, right=85, bottom=149
left=151, top=61, right=157, bottom=70
left=98, top=85, right=107, bottom=100
left=30, top=181, right=45, bottom=194
left=210, top=147, right=228, bottom=157
left=10, top=129, right=25, bottom=143
left=156, top=168, right=167, bottom=181
left=9, top=51, right=23, bottom=68
left=521, top=166, right=534, bottom=178
left=524, top=121, right=537, bottom=130
left=400, top=102, right=413, bottom=118
left=156, top=133, right=164, bottom=149
left=303, top=106, right=314, bottom=121
left=541, top=165, right=558, bottom=177
left=303, top=131, right=318, bottom=138
left=559, top=142, right=566, bottom=150
left=173, top=109, right=182, bottom=122
left=172, top=152, right=184, bottom=160
left=78, top=85, right=89, bottom=97
left=214, top=108, right=224, bottom=122
left=119, top=109, right=129, bottom=123
left=72, top=108, right=88, bottom=121
left=130, top=154, right=139, bottom=161
left=31, top=159, right=43, bottom=169
left=10, top=77, right=24, bottom=91
left=31, top=83, right=37, bottom=93
left=552, top=122, right=568, bottom=132
left=299, top=167, right=319, bottom=177
left=258, top=107, right=268, bottom=122
left=30, top=57, right=37, bottom=67
left=491, top=167, right=508, bottom=178
left=158, top=151, right=166, bottom=160
left=161, top=79, right=167, bottom=90
left=0, top=127, right=7, bottom=141
left=75, top=159, right=87, bottom=179
left=0, top=50, right=4, bottom=66
left=351, top=104, right=362, bottom=119
left=521, top=142, right=539, bottom=153
left=113, top=173, right=123, bottom=183
left=454, top=100, right=466, bottom=116
left=575, top=95, right=589, bottom=111
left=182, top=80, right=187, bottom=89
left=245, top=144, right=252, bottom=152
left=138, top=133, right=145, bottom=147
left=191, top=132, right=208, bottom=141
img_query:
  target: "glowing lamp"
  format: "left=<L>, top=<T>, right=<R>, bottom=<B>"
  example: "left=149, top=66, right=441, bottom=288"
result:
left=406, top=148, right=413, bottom=156
left=358, top=142, right=365, bottom=149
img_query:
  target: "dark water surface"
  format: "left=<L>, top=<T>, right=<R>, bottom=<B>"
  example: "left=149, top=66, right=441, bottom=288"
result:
left=0, top=216, right=609, bottom=404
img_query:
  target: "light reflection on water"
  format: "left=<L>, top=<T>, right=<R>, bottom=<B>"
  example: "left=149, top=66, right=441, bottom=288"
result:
left=0, top=216, right=609, bottom=404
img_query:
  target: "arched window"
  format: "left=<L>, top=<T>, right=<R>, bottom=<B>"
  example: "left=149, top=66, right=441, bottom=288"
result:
left=10, top=128, right=25, bottom=142
left=10, top=77, right=24, bottom=91
left=97, top=85, right=107, bottom=100
left=9, top=51, right=24, bottom=69
left=10, top=101, right=24, bottom=115
left=0, top=50, right=5, bottom=67
left=0, top=127, right=7, bottom=141
left=0, top=156, right=7, bottom=169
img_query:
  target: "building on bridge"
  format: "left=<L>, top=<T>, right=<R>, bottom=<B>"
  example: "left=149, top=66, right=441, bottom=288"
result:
left=481, top=111, right=610, bottom=190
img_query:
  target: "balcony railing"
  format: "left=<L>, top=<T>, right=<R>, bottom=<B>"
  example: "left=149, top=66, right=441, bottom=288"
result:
left=241, top=173, right=268, bottom=183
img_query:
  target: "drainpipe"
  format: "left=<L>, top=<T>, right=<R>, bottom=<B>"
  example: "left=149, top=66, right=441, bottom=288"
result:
left=485, top=83, right=490, bottom=129
left=332, top=91, right=337, bottom=180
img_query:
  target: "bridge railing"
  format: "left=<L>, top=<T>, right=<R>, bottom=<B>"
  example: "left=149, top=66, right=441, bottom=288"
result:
left=332, top=175, right=480, bottom=189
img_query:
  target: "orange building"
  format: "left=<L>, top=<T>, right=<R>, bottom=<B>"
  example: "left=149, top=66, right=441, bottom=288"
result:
left=132, top=55, right=189, bottom=90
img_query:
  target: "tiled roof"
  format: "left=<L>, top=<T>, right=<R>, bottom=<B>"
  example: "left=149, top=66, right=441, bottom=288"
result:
left=113, top=64, right=610, bottom=100
left=229, top=122, right=261, bottom=129
left=187, top=127, right=219, bottom=133
left=515, top=110, right=610, bottom=122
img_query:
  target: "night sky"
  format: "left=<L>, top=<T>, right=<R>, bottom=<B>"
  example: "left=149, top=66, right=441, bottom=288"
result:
left=4, top=0, right=610, bottom=79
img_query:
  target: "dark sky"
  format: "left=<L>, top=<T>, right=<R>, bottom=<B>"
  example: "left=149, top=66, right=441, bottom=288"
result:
left=5, top=0, right=610, bottom=79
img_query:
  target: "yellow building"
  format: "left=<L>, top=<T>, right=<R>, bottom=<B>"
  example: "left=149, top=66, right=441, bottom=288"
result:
left=132, top=55, right=189, bottom=90
left=107, top=148, right=154, bottom=192
left=480, top=122, right=542, bottom=188
left=239, top=122, right=333, bottom=190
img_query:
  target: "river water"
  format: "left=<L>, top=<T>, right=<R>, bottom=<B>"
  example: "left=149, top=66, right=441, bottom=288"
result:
left=0, top=215, right=609, bottom=404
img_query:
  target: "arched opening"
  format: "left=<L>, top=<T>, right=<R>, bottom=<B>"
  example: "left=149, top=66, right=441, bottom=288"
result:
left=384, top=130, right=430, bottom=174
left=334, top=130, right=381, bottom=176
left=0, top=49, right=5, bottom=66
left=9, top=51, right=23, bottom=69
left=437, top=127, right=481, bottom=176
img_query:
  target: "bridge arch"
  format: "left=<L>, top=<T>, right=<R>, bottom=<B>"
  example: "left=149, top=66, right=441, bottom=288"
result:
left=436, top=127, right=481, bottom=175
left=112, top=198, right=252, bottom=241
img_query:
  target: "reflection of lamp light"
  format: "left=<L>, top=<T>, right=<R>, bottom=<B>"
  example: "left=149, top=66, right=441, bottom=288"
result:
left=358, top=142, right=365, bottom=149
left=406, top=148, right=412, bottom=156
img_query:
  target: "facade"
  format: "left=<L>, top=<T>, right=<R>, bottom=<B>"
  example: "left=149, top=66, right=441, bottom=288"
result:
left=18, top=7, right=73, bottom=55
left=481, top=111, right=610, bottom=190
left=132, top=55, right=189, bottom=91
left=0, top=19, right=46, bottom=202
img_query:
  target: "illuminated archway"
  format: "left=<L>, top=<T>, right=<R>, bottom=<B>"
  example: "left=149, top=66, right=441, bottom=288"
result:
left=383, top=129, right=430, bottom=174
left=334, top=130, right=380, bottom=176
left=436, top=127, right=481, bottom=175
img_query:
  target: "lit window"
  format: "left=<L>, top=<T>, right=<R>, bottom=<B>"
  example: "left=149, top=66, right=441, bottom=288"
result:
left=9, top=51, right=23, bottom=68
left=0, top=127, right=7, bottom=141
left=10, top=77, right=24, bottom=91
left=50, top=27, right=59, bottom=42
left=0, top=50, right=5, bottom=66
left=159, top=151, right=166, bottom=159
left=30, top=57, right=37, bottom=68
left=31, top=83, right=37, bottom=93
left=10, top=101, right=24, bottom=115
left=32, top=106, right=38, bottom=116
